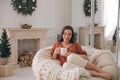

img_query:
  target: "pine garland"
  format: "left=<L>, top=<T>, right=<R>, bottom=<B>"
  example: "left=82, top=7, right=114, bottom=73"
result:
left=83, top=0, right=98, bottom=17
left=11, top=0, right=37, bottom=16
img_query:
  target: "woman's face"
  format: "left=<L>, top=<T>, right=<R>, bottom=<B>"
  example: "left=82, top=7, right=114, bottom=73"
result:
left=63, top=29, right=72, bottom=43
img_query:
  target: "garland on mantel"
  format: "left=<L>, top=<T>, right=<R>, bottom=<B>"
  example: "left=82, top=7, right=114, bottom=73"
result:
left=11, top=0, right=37, bottom=16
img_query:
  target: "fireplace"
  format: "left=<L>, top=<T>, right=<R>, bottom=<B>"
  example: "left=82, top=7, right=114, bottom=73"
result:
left=18, top=39, right=40, bottom=54
left=7, top=28, right=47, bottom=65
left=79, top=26, right=104, bottom=49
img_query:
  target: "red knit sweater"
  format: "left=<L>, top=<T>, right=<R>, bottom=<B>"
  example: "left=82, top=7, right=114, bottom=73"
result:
left=52, top=42, right=87, bottom=65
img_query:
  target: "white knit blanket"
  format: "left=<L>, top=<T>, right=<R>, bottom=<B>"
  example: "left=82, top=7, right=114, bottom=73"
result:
left=32, top=46, right=112, bottom=80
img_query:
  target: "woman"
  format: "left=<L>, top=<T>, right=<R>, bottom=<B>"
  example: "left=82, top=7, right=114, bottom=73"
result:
left=52, top=25, right=113, bottom=80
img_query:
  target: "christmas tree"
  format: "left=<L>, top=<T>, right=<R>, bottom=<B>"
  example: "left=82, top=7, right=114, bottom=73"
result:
left=83, top=0, right=98, bottom=17
left=0, top=28, right=11, bottom=58
left=112, top=28, right=117, bottom=46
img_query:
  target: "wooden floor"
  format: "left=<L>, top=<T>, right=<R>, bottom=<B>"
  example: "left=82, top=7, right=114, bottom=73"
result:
left=0, top=67, right=35, bottom=80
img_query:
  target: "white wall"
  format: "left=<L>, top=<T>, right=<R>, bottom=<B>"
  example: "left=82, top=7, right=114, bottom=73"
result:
left=0, top=0, right=103, bottom=46
left=0, top=0, right=54, bottom=28
left=71, top=0, right=102, bottom=27
left=0, top=0, right=69, bottom=46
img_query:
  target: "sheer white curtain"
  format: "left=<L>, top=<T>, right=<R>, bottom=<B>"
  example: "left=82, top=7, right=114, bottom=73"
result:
left=103, top=0, right=118, bottom=41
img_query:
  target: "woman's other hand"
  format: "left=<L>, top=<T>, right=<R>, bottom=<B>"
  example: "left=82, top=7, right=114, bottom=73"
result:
left=80, top=54, right=89, bottom=60
left=54, top=47, right=61, bottom=54
left=52, top=47, right=61, bottom=60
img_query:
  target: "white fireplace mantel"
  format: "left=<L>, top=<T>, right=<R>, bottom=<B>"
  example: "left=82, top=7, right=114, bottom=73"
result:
left=79, top=26, right=105, bottom=49
left=7, top=28, right=47, bottom=65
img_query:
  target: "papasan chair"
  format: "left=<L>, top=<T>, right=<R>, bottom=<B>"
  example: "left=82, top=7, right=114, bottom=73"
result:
left=32, top=46, right=119, bottom=80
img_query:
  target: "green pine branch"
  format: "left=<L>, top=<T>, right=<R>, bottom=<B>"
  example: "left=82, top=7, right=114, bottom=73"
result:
left=11, top=0, right=37, bottom=16
left=83, top=0, right=98, bottom=17
left=0, top=28, right=11, bottom=58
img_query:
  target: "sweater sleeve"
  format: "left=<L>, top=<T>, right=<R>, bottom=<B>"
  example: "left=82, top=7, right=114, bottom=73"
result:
left=51, top=42, right=60, bottom=56
left=76, top=42, right=87, bottom=55
left=51, top=42, right=57, bottom=56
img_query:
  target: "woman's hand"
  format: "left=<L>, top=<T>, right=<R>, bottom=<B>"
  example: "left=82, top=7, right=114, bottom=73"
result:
left=52, top=47, right=61, bottom=60
left=53, top=47, right=71, bottom=58
left=54, top=47, right=61, bottom=55
left=80, top=54, right=89, bottom=60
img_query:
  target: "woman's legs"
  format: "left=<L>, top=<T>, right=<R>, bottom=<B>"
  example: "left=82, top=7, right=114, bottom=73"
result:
left=85, top=62, right=103, bottom=73
left=67, top=54, right=113, bottom=80
left=67, top=54, right=103, bottom=72
left=89, top=70, right=113, bottom=80
left=85, top=62, right=113, bottom=80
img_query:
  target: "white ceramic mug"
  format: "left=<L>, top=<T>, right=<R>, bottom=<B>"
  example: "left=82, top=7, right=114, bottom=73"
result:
left=61, top=48, right=67, bottom=55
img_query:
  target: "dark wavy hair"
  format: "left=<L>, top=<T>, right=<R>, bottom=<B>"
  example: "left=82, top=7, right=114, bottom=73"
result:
left=58, top=25, right=75, bottom=43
